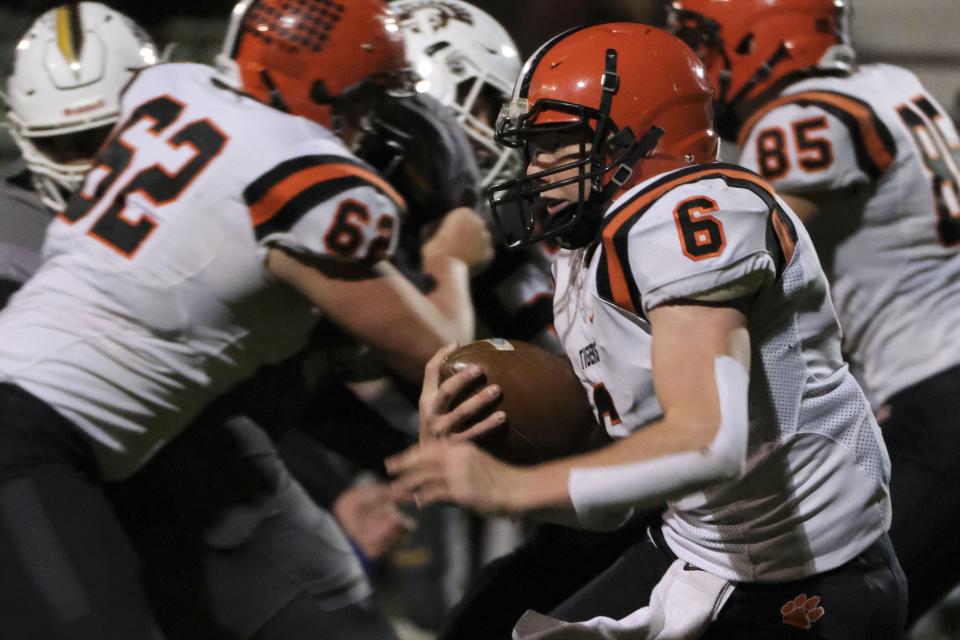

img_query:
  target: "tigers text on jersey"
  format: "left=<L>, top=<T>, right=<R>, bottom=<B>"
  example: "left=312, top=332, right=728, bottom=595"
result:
left=738, top=64, right=960, bottom=406
left=0, top=63, right=403, bottom=480
left=553, top=163, right=890, bottom=582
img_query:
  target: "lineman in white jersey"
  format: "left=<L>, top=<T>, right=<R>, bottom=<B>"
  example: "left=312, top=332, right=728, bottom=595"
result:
left=387, top=24, right=906, bottom=638
left=669, top=0, right=960, bottom=623
left=0, top=5, right=432, bottom=480
left=0, top=4, right=447, bottom=639
left=0, top=0, right=479, bottom=636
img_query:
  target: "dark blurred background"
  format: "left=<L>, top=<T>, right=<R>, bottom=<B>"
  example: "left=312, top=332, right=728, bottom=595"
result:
left=0, top=0, right=663, bottom=164
left=2, top=0, right=957, bottom=106
left=0, top=0, right=663, bottom=62
left=0, top=0, right=957, bottom=164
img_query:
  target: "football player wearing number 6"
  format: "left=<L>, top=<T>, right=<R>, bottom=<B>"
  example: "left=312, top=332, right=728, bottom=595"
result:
left=668, top=0, right=960, bottom=625
left=387, top=24, right=906, bottom=638
left=0, top=0, right=480, bottom=637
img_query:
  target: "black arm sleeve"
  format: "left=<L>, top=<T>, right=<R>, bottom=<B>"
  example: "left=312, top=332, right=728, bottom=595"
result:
left=274, top=428, right=356, bottom=509
left=290, top=378, right=415, bottom=477
left=0, top=279, right=20, bottom=309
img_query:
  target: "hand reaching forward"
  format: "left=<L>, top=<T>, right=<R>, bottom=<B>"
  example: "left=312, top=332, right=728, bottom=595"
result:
left=386, top=439, right=525, bottom=517
left=333, top=481, right=416, bottom=559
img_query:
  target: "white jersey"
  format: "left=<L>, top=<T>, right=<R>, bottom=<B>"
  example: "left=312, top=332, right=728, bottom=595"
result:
left=553, top=163, right=890, bottom=582
left=739, top=64, right=960, bottom=406
left=0, top=63, right=402, bottom=480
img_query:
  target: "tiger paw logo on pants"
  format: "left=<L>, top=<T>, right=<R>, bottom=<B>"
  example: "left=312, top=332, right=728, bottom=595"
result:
left=781, top=593, right=825, bottom=629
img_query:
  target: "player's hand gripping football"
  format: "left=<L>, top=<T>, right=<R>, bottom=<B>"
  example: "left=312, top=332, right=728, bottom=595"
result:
left=386, top=438, right=525, bottom=516
left=417, top=344, right=506, bottom=442
left=421, top=206, right=495, bottom=276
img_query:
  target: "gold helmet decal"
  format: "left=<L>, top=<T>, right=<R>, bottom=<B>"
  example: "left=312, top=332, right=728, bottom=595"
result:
left=55, top=4, right=84, bottom=68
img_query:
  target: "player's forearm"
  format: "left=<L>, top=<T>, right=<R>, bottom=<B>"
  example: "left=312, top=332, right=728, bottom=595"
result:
left=510, top=418, right=705, bottom=516
left=268, top=249, right=460, bottom=382
left=419, top=253, right=475, bottom=344
left=512, top=357, right=749, bottom=527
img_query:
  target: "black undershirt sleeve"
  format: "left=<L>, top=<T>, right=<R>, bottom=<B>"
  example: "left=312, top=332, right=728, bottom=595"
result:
left=0, top=279, right=20, bottom=309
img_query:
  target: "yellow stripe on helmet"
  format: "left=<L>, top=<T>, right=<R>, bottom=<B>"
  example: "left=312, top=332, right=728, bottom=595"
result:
left=55, top=4, right=84, bottom=65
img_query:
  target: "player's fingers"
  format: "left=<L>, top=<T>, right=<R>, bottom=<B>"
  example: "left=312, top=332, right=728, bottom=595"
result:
left=359, top=483, right=395, bottom=508
left=384, top=443, right=423, bottom=476
left=441, top=384, right=501, bottom=432
left=450, top=411, right=507, bottom=443
left=430, top=366, right=485, bottom=414
left=422, top=343, right=460, bottom=392
left=390, top=509, right=418, bottom=533
left=413, top=480, right=452, bottom=509
left=385, top=442, right=447, bottom=478
left=390, top=483, right=417, bottom=505
left=390, top=465, right=445, bottom=499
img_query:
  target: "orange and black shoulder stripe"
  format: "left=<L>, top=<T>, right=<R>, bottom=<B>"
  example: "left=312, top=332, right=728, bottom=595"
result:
left=739, top=89, right=897, bottom=180
left=244, top=155, right=406, bottom=240
left=595, top=163, right=798, bottom=316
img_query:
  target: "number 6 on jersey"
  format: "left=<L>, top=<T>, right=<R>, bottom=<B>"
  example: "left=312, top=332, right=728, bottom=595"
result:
left=673, top=195, right=726, bottom=260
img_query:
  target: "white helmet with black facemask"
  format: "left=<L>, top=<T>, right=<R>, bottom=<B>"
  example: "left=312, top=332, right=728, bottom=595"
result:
left=391, top=0, right=523, bottom=187
left=3, top=2, right=158, bottom=211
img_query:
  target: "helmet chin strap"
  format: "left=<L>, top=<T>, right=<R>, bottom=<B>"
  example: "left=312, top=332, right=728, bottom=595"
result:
left=552, top=125, right=665, bottom=250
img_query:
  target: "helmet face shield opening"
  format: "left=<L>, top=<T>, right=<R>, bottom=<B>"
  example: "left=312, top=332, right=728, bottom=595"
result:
left=30, top=125, right=114, bottom=165
left=488, top=99, right=615, bottom=248
left=332, top=69, right=417, bottom=114
left=330, top=69, right=417, bottom=147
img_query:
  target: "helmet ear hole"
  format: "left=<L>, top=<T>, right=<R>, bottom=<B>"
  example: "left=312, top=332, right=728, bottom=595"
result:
left=735, top=33, right=754, bottom=55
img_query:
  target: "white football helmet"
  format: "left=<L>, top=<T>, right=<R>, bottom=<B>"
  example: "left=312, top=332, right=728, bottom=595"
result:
left=391, top=0, right=522, bottom=186
left=3, top=2, right=158, bottom=211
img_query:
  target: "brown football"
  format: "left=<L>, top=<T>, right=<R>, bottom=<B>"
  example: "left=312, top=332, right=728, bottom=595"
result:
left=439, top=339, right=610, bottom=465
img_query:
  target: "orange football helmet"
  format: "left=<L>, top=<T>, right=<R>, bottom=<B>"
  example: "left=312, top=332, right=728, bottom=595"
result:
left=667, top=0, right=853, bottom=137
left=487, top=23, right=717, bottom=248
left=217, top=0, right=409, bottom=130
